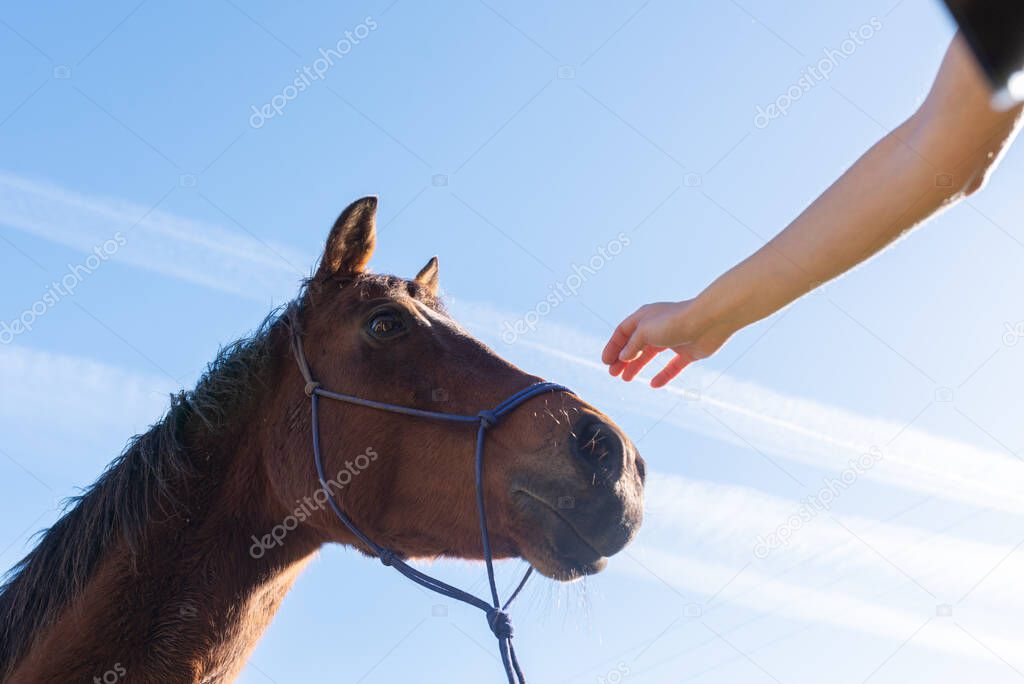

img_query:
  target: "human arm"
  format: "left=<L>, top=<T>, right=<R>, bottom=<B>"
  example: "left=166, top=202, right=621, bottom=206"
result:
left=603, top=33, right=1024, bottom=387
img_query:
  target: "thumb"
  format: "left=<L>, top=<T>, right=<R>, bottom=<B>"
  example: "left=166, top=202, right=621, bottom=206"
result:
left=618, top=327, right=648, bottom=362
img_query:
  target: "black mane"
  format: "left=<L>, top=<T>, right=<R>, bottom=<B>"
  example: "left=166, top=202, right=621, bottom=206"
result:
left=0, top=308, right=283, bottom=679
left=0, top=271, right=441, bottom=678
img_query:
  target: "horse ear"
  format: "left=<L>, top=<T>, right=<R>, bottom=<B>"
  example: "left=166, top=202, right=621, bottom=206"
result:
left=316, top=196, right=377, bottom=279
left=414, top=256, right=439, bottom=295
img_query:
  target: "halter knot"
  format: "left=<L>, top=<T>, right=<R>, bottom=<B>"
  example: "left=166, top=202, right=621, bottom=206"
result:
left=486, top=609, right=514, bottom=639
left=304, top=381, right=321, bottom=397
left=477, top=409, right=499, bottom=429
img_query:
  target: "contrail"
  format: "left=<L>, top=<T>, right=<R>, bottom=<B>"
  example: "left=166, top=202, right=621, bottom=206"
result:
left=0, top=171, right=306, bottom=301
left=642, top=472, right=1024, bottom=611
left=453, top=306, right=1024, bottom=516
left=4, top=172, right=1021, bottom=514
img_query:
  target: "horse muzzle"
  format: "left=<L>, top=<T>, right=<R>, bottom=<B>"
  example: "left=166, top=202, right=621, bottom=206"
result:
left=511, top=412, right=645, bottom=581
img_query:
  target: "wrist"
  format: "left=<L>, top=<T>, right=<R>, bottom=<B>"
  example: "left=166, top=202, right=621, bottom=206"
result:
left=688, top=279, right=750, bottom=338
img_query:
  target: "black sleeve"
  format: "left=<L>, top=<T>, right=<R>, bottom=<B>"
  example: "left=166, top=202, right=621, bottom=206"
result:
left=940, top=0, right=1024, bottom=104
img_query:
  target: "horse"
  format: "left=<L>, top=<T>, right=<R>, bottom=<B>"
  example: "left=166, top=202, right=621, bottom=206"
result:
left=0, top=197, right=646, bottom=683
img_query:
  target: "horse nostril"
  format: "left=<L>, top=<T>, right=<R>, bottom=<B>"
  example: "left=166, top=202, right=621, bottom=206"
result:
left=571, top=416, right=626, bottom=482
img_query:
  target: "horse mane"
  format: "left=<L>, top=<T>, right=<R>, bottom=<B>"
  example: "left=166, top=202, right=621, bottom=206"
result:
left=0, top=271, right=440, bottom=678
left=0, top=307, right=286, bottom=680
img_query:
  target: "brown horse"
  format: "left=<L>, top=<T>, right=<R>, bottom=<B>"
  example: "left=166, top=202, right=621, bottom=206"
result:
left=0, top=197, right=645, bottom=683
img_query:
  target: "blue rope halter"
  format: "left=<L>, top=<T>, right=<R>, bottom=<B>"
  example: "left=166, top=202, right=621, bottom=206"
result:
left=289, top=312, right=569, bottom=683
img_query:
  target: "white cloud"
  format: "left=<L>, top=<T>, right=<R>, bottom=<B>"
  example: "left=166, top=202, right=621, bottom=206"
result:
left=619, top=543, right=1021, bottom=666
left=0, top=344, right=174, bottom=450
left=642, top=472, right=1024, bottom=614
left=0, top=171, right=307, bottom=300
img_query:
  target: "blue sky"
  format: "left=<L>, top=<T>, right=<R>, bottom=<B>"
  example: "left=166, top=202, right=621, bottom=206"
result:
left=3, top=0, right=1024, bottom=681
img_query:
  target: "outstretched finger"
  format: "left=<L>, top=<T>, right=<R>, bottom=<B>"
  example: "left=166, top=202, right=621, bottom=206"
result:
left=650, top=352, right=694, bottom=388
left=621, top=346, right=665, bottom=382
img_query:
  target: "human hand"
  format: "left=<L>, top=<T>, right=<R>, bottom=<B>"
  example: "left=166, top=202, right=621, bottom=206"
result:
left=600, top=300, right=734, bottom=387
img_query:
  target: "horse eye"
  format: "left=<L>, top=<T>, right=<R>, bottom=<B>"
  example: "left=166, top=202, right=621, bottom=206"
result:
left=367, top=311, right=406, bottom=339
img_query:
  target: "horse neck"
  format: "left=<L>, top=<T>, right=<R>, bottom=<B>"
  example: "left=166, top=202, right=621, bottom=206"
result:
left=8, top=400, right=323, bottom=684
